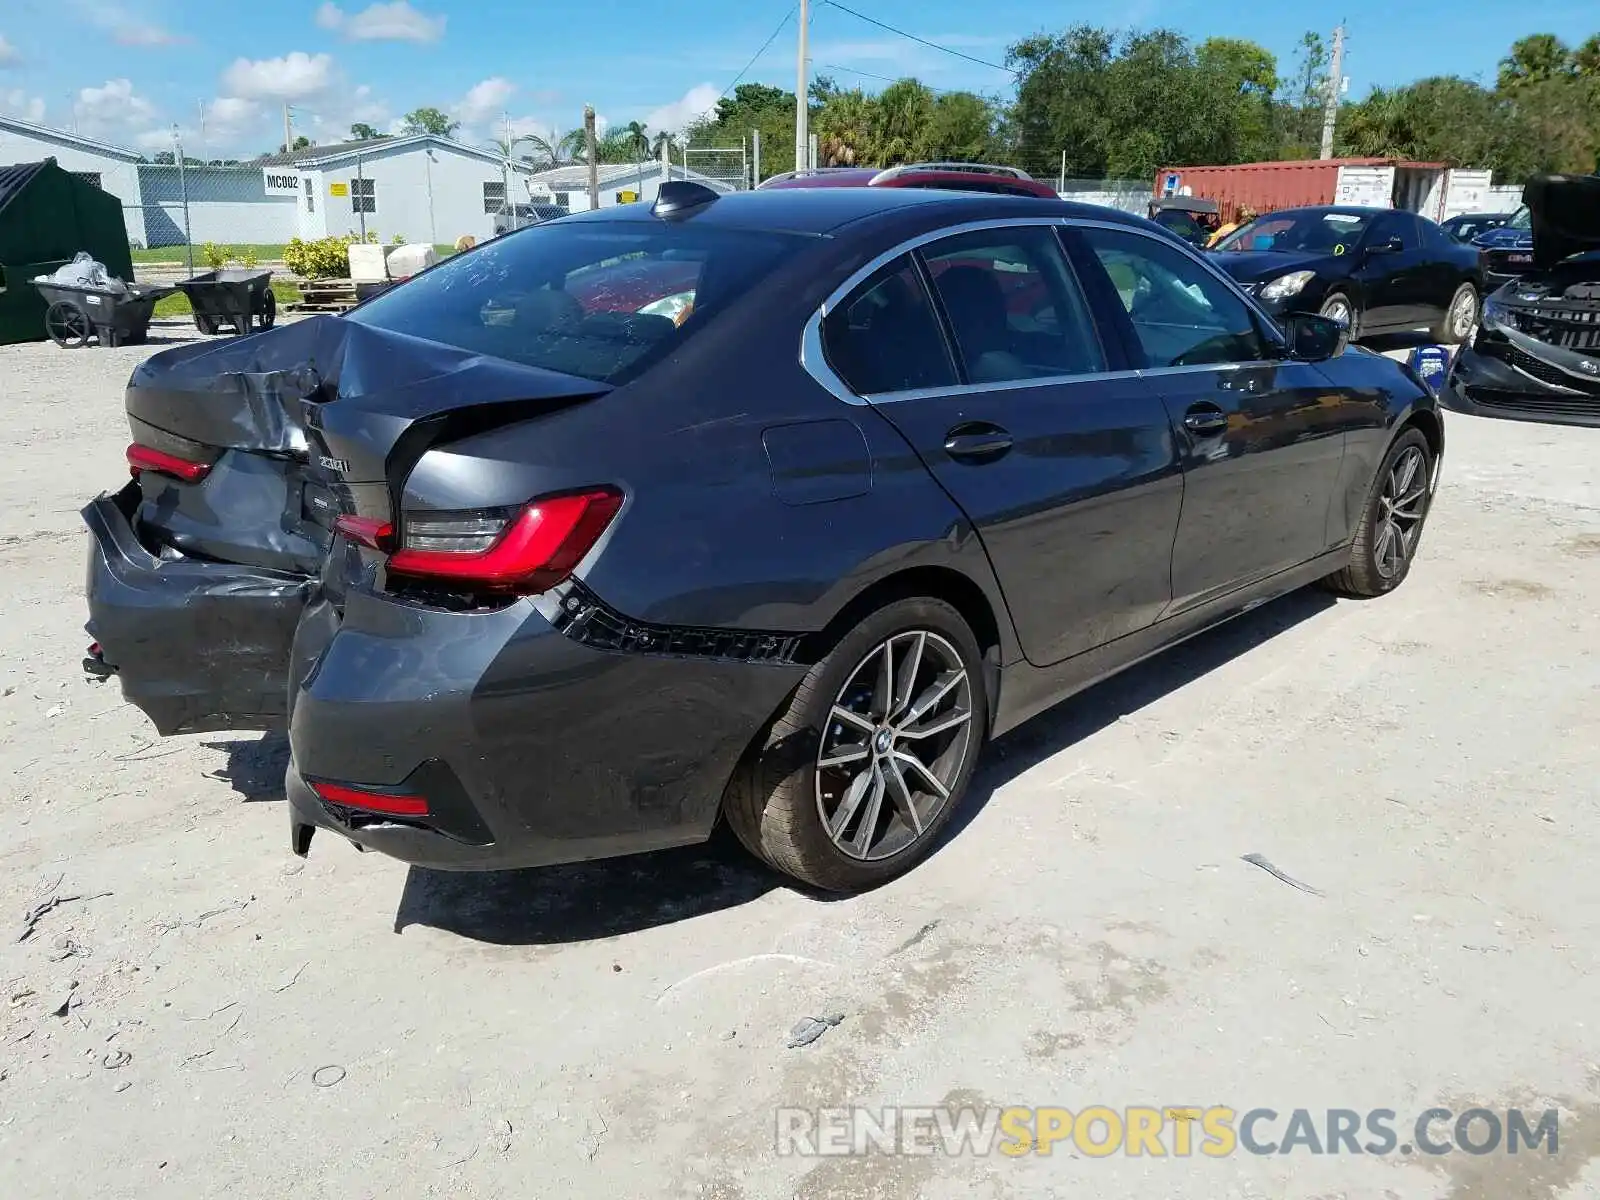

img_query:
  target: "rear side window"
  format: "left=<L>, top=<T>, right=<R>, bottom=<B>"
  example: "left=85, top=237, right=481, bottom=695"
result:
left=349, top=222, right=809, bottom=385
left=921, top=226, right=1106, bottom=382
left=822, top=255, right=956, bottom=394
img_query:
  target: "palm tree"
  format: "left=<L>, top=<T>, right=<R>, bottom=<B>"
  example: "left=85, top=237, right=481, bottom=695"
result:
left=504, top=128, right=588, bottom=168
left=621, top=121, right=651, bottom=159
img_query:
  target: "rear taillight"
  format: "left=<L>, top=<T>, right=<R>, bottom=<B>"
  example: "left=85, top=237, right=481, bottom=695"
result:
left=127, top=442, right=211, bottom=483
left=333, top=514, right=393, bottom=550
left=310, top=779, right=429, bottom=817
left=386, top=487, right=623, bottom=595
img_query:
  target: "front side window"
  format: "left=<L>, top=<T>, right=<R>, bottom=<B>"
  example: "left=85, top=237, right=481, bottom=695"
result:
left=1368, top=210, right=1420, bottom=251
left=821, top=255, right=955, bottom=395
left=349, top=222, right=809, bottom=385
left=1078, top=227, right=1268, bottom=368
left=921, top=226, right=1106, bottom=383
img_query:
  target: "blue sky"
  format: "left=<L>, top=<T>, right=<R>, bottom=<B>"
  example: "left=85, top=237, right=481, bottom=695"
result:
left=0, top=0, right=1595, bottom=157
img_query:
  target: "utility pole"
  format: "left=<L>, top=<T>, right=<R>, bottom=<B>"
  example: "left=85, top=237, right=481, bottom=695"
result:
left=583, top=105, right=599, bottom=211
left=1319, top=23, right=1345, bottom=161
left=794, top=0, right=810, bottom=173
left=283, top=103, right=294, bottom=155
left=751, top=128, right=761, bottom=186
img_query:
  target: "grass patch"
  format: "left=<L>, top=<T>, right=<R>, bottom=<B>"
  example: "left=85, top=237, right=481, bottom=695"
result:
left=152, top=281, right=303, bottom=320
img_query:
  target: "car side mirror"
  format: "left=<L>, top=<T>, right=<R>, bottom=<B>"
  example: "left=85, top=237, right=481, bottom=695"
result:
left=1282, top=312, right=1348, bottom=362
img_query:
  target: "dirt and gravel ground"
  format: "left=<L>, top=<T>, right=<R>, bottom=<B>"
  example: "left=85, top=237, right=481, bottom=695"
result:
left=2, top=319, right=1599, bottom=1200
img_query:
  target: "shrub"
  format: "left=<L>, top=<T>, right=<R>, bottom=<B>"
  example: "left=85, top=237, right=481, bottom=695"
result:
left=201, top=242, right=228, bottom=269
left=284, top=235, right=363, bottom=279
left=391, top=233, right=407, bottom=246
left=240, top=247, right=260, bottom=269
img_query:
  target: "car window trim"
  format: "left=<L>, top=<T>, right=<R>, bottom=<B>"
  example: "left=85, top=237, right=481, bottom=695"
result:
left=800, top=216, right=1290, bottom=406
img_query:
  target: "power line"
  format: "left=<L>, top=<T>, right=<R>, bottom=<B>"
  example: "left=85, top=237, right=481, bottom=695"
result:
left=721, top=5, right=800, bottom=101
left=815, top=63, right=960, bottom=94
left=821, top=0, right=1015, bottom=75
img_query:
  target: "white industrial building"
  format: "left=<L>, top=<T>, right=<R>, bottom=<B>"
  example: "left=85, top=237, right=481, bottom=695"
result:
left=522, top=161, right=738, bottom=211
left=260, top=134, right=538, bottom=247
left=0, top=113, right=142, bottom=214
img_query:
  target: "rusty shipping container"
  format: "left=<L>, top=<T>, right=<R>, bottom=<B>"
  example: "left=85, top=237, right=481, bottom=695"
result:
left=1154, top=159, right=1451, bottom=223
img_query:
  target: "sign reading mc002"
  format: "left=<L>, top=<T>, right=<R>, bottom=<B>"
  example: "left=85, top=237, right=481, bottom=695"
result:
left=262, top=170, right=301, bottom=197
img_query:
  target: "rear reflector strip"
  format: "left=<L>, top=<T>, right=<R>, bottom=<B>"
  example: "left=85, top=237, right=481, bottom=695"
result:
left=126, top=442, right=212, bottom=483
left=310, top=780, right=430, bottom=817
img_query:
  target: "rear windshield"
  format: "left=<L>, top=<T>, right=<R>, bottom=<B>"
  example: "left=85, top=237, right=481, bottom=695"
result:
left=348, top=221, right=810, bottom=384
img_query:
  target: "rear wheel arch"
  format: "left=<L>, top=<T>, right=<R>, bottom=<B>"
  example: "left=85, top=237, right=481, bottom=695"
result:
left=799, top=565, right=1002, bottom=667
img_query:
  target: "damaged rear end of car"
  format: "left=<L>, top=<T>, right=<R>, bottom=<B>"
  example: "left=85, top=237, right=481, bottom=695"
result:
left=1444, top=173, right=1600, bottom=426
left=85, top=208, right=822, bottom=869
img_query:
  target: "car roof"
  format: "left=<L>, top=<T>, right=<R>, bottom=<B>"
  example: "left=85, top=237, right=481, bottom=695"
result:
left=553, top=185, right=1152, bottom=237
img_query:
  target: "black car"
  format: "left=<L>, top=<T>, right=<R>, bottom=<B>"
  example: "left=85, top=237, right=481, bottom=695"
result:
left=83, top=184, right=1444, bottom=893
left=1440, top=212, right=1514, bottom=244
left=1211, top=206, right=1483, bottom=344
left=1443, top=174, right=1600, bottom=427
left=1148, top=197, right=1221, bottom=249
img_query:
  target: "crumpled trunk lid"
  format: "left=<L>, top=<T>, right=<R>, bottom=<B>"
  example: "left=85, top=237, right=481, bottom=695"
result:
left=123, top=315, right=610, bottom=572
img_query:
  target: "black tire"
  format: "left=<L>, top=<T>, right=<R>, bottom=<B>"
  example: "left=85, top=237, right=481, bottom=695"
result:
left=1320, top=427, right=1434, bottom=598
left=1431, top=282, right=1477, bottom=344
left=194, top=314, right=219, bottom=335
left=258, top=290, right=277, bottom=330
left=723, top=596, right=989, bottom=892
left=1319, top=291, right=1359, bottom=342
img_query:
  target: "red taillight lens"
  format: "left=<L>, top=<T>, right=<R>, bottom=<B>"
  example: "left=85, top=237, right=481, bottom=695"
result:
left=333, top=514, right=394, bottom=550
left=386, top=487, right=623, bottom=594
left=127, top=442, right=211, bottom=483
left=310, top=780, right=430, bottom=817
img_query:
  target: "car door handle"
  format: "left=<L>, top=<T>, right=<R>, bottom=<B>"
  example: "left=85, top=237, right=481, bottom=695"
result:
left=1183, top=404, right=1229, bottom=436
left=944, top=422, right=1013, bottom=462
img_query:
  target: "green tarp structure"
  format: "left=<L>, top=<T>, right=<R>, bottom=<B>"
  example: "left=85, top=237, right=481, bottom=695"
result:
left=0, top=158, right=136, bottom=347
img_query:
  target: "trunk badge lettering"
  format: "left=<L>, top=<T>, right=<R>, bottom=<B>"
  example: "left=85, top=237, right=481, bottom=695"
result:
left=319, top=455, right=350, bottom=473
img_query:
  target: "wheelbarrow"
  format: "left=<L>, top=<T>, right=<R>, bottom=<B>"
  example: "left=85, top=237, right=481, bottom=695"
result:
left=34, top=280, right=175, bottom=349
left=173, top=269, right=277, bottom=336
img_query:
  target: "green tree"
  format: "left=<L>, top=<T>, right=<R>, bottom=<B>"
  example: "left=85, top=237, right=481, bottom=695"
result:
left=872, top=78, right=936, bottom=163
left=1498, top=34, right=1573, bottom=90
left=401, top=107, right=460, bottom=137
left=815, top=87, right=878, bottom=166
left=921, top=91, right=998, bottom=162
left=687, top=82, right=798, bottom=178
left=349, top=122, right=383, bottom=140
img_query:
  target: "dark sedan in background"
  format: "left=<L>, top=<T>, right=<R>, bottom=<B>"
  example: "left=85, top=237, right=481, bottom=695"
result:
left=1211, top=205, right=1484, bottom=343
left=83, top=184, right=1443, bottom=895
left=1444, top=174, right=1600, bottom=426
left=1441, top=212, right=1514, bottom=243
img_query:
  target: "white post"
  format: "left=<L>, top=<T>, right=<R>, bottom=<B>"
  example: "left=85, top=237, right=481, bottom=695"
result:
left=752, top=128, right=761, bottom=186
left=794, top=0, right=810, bottom=173
left=1319, top=25, right=1345, bottom=161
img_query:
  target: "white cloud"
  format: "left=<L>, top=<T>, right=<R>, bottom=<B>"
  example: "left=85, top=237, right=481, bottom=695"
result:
left=0, top=35, right=21, bottom=68
left=644, top=84, right=719, bottom=136
left=134, top=127, right=181, bottom=150
left=222, top=52, right=337, bottom=102
left=458, top=76, right=516, bottom=126
left=2, top=89, right=46, bottom=123
left=306, top=84, right=392, bottom=142
left=315, top=1, right=445, bottom=43
left=74, top=77, right=158, bottom=140
left=71, top=3, right=183, bottom=47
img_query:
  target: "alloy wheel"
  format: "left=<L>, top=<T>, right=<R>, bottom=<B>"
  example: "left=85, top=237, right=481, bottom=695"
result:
left=1450, top=290, right=1477, bottom=340
left=1321, top=297, right=1352, bottom=328
left=1374, top=446, right=1428, bottom=579
left=814, top=630, right=975, bottom=862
